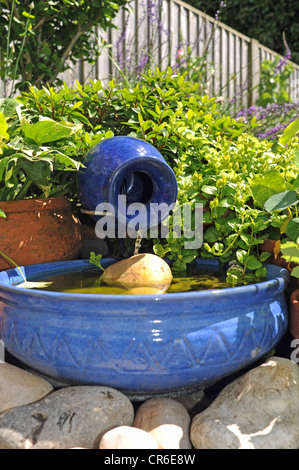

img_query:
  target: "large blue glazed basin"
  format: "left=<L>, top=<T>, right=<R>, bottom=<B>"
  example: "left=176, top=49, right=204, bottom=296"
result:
left=0, top=258, right=289, bottom=397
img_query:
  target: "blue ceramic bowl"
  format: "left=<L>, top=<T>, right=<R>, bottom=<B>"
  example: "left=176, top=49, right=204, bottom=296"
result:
left=0, top=259, right=289, bottom=398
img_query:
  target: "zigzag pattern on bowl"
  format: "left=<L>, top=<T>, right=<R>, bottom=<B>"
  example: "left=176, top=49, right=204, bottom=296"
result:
left=0, top=311, right=286, bottom=375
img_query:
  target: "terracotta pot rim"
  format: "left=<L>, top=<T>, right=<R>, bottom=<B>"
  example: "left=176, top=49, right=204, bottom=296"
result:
left=0, top=196, right=71, bottom=214
left=290, top=288, right=299, bottom=304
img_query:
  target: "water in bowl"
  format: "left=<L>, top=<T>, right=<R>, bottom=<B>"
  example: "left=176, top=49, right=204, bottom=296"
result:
left=28, top=263, right=231, bottom=295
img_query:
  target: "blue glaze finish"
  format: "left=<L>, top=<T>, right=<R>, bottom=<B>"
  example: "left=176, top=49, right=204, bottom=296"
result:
left=0, top=259, right=289, bottom=396
left=77, top=136, right=178, bottom=228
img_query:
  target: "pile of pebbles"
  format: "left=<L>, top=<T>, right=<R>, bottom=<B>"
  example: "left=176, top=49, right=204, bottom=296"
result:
left=0, top=353, right=299, bottom=449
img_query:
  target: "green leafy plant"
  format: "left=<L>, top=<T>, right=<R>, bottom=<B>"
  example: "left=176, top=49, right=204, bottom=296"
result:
left=279, top=115, right=299, bottom=147
left=0, top=0, right=130, bottom=96
left=89, top=251, right=104, bottom=271
left=2, top=67, right=298, bottom=285
left=57, top=67, right=297, bottom=284
left=256, top=56, right=294, bottom=107
left=280, top=240, right=299, bottom=278
left=0, top=84, right=114, bottom=203
left=110, top=68, right=297, bottom=282
left=251, top=116, right=299, bottom=277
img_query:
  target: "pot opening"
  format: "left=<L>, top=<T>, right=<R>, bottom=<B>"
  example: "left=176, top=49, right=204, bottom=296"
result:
left=119, top=171, right=154, bottom=204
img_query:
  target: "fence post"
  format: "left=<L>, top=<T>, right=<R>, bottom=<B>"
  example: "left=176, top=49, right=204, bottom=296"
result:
left=248, top=38, right=260, bottom=107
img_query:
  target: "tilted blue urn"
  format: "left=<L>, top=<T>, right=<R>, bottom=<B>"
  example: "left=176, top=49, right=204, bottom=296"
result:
left=78, top=136, right=178, bottom=232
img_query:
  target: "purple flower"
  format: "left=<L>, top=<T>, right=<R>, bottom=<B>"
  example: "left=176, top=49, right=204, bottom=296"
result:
left=276, top=34, right=292, bottom=72
left=137, top=53, right=149, bottom=76
left=215, top=0, right=227, bottom=20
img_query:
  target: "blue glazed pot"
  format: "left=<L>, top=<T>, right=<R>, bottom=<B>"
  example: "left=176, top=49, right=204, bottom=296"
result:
left=78, top=136, right=178, bottom=231
left=0, top=259, right=289, bottom=398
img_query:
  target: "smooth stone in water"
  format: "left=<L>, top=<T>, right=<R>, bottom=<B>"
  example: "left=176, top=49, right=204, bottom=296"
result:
left=133, top=397, right=192, bottom=449
left=0, top=386, right=134, bottom=449
left=0, top=362, right=53, bottom=413
left=99, top=425, right=159, bottom=449
left=101, top=253, right=173, bottom=294
left=190, top=356, right=299, bottom=449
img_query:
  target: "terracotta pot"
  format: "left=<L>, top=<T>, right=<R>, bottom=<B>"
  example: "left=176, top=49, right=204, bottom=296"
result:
left=0, top=197, right=82, bottom=271
left=289, top=289, right=299, bottom=338
left=260, top=238, right=297, bottom=271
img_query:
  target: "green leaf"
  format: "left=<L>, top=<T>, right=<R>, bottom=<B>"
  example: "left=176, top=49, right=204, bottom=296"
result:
left=0, top=112, right=9, bottom=140
left=153, top=244, right=170, bottom=258
left=0, top=156, right=10, bottom=181
left=291, top=266, right=299, bottom=278
left=22, top=11, right=35, bottom=19
left=204, top=226, right=220, bottom=242
left=138, top=113, right=144, bottom=127
left=201, top=185, right=217, bottom=196
left=226, top=272, right=240, bottom=285
left=294, top=149, right=299, bottom=168
left=203, top=211, right=212, bottom=223
left=89, top=252, right=104, bottom=271
left=70, top=111, right=91, bottom=126
left=279, top=116, right=299, bottom=146
left=286, top=218, right=299, bottom=242
left=71, top=101, right=83, bottom=110
left=22, top=117, right=74, bottom=145
left=186, top=109, right=194, bottom=120
left=250, top=115, right=258, bottom=128
left=264, top=190, right=298, bottom=212
left=0, top=98, right=20, bottom=118
left=236, top=250, right=247, bottom=264
left=0, top=251, right=51, bottom=288
left=0, top=209, right=6, bottom=218
left=255, top=266, right=267, bottom=280
left=246, top=256, right=262, bottom=270
left=52, top=152, right=81, bottom=170
left=172, top=260, right=187, bottom=271
left=180, top=249, right=197, bottom=263
left=293, top=175, right=299, bottom=189
left=17, top=281, right=53, bottom=289
left=280, top=241, right=299, bottom=263
left=251, top=171, right=285, bottom=207
left=17, top=157, right=50, bottom=186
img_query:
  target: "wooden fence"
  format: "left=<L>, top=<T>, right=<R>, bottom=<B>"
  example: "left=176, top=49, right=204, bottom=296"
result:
left=10, top=0, right=299, bottom=107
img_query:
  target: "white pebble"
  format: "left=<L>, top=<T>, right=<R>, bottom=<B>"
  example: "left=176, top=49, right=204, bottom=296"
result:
left=99, top=425, right=158, bottom=449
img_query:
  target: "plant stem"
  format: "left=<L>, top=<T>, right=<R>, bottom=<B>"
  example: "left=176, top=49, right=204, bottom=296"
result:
left=108, top=52, right=132, bottom=89
left=0, top=251, right=27, bottom=283
left=10, top=5, right=31, bottom=97
left=2, top=0, right=15, bottom=98
left=5, top=1, right=15, bottom=69
left=14, top=179, right=32, bottom=200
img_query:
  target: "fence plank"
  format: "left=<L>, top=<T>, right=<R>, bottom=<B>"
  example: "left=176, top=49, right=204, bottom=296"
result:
left=249, top=38, right=260, bottom=106
left=228, top=31, right=235, bottom=100
left=160, top=0, right=170, bottom=69
left=188, top=10, right=198, bottom=59
left=241, top=38, right=250, bottom=107
left=96, top=28, right=111, bottom=84
left=169, top=0, right=180, bottom=65
left=213, top=25, right=221, bottom=97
